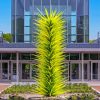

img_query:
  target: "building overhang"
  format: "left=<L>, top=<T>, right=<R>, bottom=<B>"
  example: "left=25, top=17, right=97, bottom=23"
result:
left=0, top=43, right=100, bottom=53
left=64, top=48, right=100, bottom=53
left=0, top=48, right=36, bottom=53
left=0, top=48, right=99, bottom=53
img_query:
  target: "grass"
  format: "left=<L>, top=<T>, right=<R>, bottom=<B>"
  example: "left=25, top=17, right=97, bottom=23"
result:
left=3, top=83, right=93, bottom=94
left=66, top=94, right=96, bottom=100
left=65, top=83, right=92, bottom=93
left=3, top=84, right=36, bottom=94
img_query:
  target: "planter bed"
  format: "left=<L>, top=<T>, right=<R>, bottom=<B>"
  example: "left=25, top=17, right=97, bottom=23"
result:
left=0, top=83, right=99, bottom=100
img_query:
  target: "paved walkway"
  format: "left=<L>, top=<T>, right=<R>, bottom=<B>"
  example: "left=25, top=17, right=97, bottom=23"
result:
left=0, top=83, right=11, bottom=94
left=92, top=86, right=100, bottom=94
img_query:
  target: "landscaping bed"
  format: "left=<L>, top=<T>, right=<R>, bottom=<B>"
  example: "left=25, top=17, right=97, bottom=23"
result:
left=0, top=83, right=99, bottom=100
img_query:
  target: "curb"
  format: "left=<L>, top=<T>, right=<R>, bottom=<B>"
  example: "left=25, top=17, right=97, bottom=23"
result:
left=92, top=87, right=100, bottom=94
left=0, top=84, right=13, bottom=94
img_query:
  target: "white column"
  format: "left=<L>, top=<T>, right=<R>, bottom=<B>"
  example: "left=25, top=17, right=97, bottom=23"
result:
left=67, top=62, right=70, bottom=81
left=79, top=63, right=81, bottom=80
left=70, top=62, right=72, bottom=81
left=8, top=62, right=9, bottom=80
left=0, top=63, right=1, bottom=80
left=98, top=63, right=100, bottom=80
left=87, top=63, right=90, bottom=80
left=82, top=53, right=84, bottom=82
left=30, top=64, right=32, bottom=80
left=16, top=52, right=19, bottom=83
left=91, top=62, right=92, bottom=81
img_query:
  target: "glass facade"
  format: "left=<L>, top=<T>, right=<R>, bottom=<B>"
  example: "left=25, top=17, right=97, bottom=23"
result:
left=12, top=0, right=89, bottom=43
left=0, top=53, right=100, bottom=61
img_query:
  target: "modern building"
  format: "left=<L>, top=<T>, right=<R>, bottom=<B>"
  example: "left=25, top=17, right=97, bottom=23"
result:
left=12, top=0, right=89, bottom=43
left=0, top=0, right=100, bottom=83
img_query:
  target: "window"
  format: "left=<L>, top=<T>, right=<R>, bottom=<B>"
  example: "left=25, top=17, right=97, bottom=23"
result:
left=71, top=16, right=76, bottom=26
left=71, top=0, right=76, bottom=15
left=42, top=0, right=50, bottom=14
left=20, top=53, right=30, bottom=60
left=51, top=0, right=58, bottom=11
left=84, top=54, right=89, bottom=60
left=24, top=27, right=30, bottom=34
left=13, top=64, right=16, bottom=75
left=24, top=0, right=32, bottom=15
left=71, top=27, right=76, bottom=35
left=12, top=53, right=16, bottom=60
left=2, top=63, right=8, bottom=79
left=71, top=63, right=79, bottom=79
left=68, top=0, right=76, bottom=15
left=34, top=0, right=41, bottom=5
left=60, top=0, right=67, bottom=15
left=24, top=16, right=30, bottom=26
left=24, top=35, right=30, bottom=42
left=70, top=53, right=79, bottom=60
left=16, top=0, right=24, bottom=15
left=77, top=34, right=84, bottom=43
left=90, top=54, right=98, bottom=60
left=51, top=0, right=58, bottom=5
left=22, top=64, right=30, bottom=79
left=71, top=35, right=77, bottom=43
left=2, top=53, right=11, bottom=60
left=34, top=0, right=41, bottom=15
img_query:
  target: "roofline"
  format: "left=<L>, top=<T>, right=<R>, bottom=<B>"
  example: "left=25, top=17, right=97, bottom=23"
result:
left=0, top=48, right=100, bottom=53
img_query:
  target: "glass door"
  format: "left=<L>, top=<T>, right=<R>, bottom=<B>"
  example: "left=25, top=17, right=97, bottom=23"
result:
left=2, top=62, right=9, bottom=80
left=22, top=63, right=30, bottom=79
left=84, top=63, right=88, bottom=80
left=92, top=63, right=98, bottom=80
left=12, top=63, right=17, bottom=81
left=71, top=63, right=79, bottom=80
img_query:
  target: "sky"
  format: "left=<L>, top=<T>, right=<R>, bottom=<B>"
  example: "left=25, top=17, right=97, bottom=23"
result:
left=0, top=0, right=100, bottom=40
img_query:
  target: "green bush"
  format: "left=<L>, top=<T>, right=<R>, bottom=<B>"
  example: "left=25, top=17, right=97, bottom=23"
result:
left=66, top=94, right=95, bottom=100
left=3, top=83, right=93, bottom=95
left=9, top=95, right=25, bottom=100
left=65, top=83, right=93, bottom=93
left=3, top=84, right=35, bottom=94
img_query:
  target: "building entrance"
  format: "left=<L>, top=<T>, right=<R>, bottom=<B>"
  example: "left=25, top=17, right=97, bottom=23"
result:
left=83, top=63, right=88, bottom=80
left=12, top=63, right=17, bottom=82
left=71, top=63, right=80, bottom=80
left=1, top=62, right=9, bottom=80
left=22, top=63, right=30, bottom=79
left=92, top=63, right=98, bottom=80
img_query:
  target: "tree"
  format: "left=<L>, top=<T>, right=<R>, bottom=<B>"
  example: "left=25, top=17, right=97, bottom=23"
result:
left=89, top=39, right=95, bottom=43
left=2, top=33, right=12, bottom=43
left=36, top=9, right=66, bottom=96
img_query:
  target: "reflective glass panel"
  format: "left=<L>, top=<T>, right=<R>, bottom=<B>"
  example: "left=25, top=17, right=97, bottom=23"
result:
left=71, top=27, right=76, bottom=35
left=24, top=35, right=30, bottom=42
left=22, top=64, right=30, bottom=79
left=70, top=53, right=79, bottom=60
left=2, top=53, right=11, bottom=60
left=71, top=16, right=76, bottom=26
left=24, top=16, right=30, bottom=26
left=24, top=27, right=30, bottom=34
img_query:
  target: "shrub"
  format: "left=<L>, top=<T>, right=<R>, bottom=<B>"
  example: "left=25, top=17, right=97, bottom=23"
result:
left=3, top=85, right=35, bottom=94
left=66, top=94, right=95, bottom=100
left=9, top=95, right=25, bottom=100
